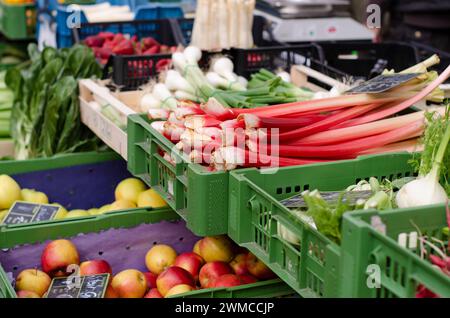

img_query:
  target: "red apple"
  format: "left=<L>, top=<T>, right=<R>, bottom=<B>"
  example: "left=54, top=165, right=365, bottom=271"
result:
left=41, top=239, right=80, bottom=276
left=111, top=269, right=147, bottom=298
left=245, top=253, right=275, bottom=280
left=145, top=288, right=163, bottom=298
left=229, top=253, right=248, bottom=275
left=156, top=266, right=195, bottom=297
left=17, top=290, right=40, bottom=298
left=79, top=259, right=112, bottom=276
left=15, top=269, right=51, bottom=297
left=238, top=274, right=258, bottom=285
left=174, top=252, right=204, bottom=281
left=105, top=285, right=119, bottom=298
left=165, top=284, right=195, bottom=297
left=143, top=272, right=158, bottom=290
left=199, top=235, right=235, bottom=263
left=198, top=261, right=233, bottom=288
left=213, top=274, right=242, bottom=288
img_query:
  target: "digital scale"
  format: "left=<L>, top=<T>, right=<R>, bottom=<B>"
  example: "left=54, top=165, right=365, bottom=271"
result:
left=256, top=0, right=373, bottom=42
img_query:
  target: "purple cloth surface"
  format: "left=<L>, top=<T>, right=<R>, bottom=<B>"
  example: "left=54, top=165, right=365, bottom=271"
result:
left=1, top=221, right=200, bottom=286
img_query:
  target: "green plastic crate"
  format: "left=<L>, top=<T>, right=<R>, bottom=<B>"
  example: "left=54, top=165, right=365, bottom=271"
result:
left=127, top=114, right=230, bottom=236
left=228, top=152, right=417, bottom=298
left=341, top=204, right=450, bottom=298
left=0, top=208, right=295, bottom=298
left=0, top=1, right=36, bottom=40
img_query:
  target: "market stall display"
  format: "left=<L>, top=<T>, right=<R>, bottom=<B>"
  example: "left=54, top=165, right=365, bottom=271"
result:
left=1, top=2, right=450, bottom=301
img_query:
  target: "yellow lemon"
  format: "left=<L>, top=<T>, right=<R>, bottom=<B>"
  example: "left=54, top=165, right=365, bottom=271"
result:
left=88, top=208, right=100, bottom=215
left=65, top=209, right=90, bottom=219
left=109, top=200, right=136, bottom=212
left=114, top=178, right=147, bottom=204
left=51, top=203, right=68, bottom=220
left=21, top=189, right=49, bottom=204
left=98, top=204, right=111, bottom=214
left=137, top=189, right=167, bottom=208
left=0, top=175, right=22, bottom=209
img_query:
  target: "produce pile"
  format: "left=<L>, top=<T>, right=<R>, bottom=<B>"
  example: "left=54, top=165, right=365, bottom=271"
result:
left=139, top=47, right=316, bottom=114
left=280, top=106, right=450, bottom=244
left=6, top=44, right=105, bottom=160
left=83, top=32, right=177, bottom=65
left=13, top=235, right=276, bottom=298
left=145, top=53, right=449, bottom=171
left=0, top=176, right=167, bottom=223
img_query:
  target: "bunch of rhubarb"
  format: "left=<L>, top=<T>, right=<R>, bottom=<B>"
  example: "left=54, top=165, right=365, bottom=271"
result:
left=147, top=56, right=449, bottom=171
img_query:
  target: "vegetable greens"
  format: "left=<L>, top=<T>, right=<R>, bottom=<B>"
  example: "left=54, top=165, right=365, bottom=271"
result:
left=5, top=44, right=104, bottom=159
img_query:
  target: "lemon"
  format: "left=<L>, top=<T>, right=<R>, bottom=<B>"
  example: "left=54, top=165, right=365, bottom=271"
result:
left=114, top=178, right=147, bottom=204
left=137, top=189, right=167, bottom=208
left=21, top=189, right=49, bottom=204
left=51, top=203, right=68, bottom=220
left=0, top=175, right=22, bottom=209
left=98, top=204, right=111, bottom=214
left=109, top=200, right=136, bottom=212
left=65, top=209, right=90, bottom=219
left=88, top=208, right=100, bottom=215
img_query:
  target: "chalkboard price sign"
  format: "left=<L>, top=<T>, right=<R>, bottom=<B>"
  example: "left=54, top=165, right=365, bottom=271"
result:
left=45, top=273, right=110, bottom=298
left=2, top=201, right=60, bottom=225
left=346, top=73, right=422, bottom=94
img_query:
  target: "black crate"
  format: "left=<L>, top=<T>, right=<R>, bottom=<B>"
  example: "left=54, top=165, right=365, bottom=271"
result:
left=72, top=19, right=177, bottom=90
left=317, top=41, right=421, bottom=81
left=228, top=44, right=348, bottom=90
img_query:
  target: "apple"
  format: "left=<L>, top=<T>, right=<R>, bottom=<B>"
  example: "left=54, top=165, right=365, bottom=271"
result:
left=198, top=261, right=233, bottom=288
left=165, top=284, right=195, bottom=298
left=143, top=272, right=157, bottom=290
left=144, top=288, right=163, bottom=298
left=156, top=266, right=195, bottom=297
left=213, top=274, right=242, bottom=288
left=104, top=285, right=119, bottom=298
left=229, top=253, right=248, bottom=275
left=199, top=235, right=235, bottom=263
left=174, top=252, right=204, bottom=281
left=111, top=269, right=147, bottom=298
left=41, top=239, right=80, bottom=276
left=17, top=290, right=41, bottom=298
left=238, top=274, right=258, bottom=285
left=15, top=269, right=51, bottom=297
left=245, top=253, right=275, bottom=280
left=79, top=259, right=112, bottom=276
left=145, top=244, right=177, bottom=275
left=192, top=239, right=202, bottom=256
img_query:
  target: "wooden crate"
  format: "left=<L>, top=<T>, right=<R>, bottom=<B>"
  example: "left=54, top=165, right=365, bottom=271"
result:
left=78, top=79, right=143, bottom=160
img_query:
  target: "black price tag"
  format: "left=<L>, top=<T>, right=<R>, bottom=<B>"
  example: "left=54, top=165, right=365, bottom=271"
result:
left=346, top=73, right=422, bottom=94
left=45, top=273, right=110, bottom=298
left=2, top=201, right=60, bottom=225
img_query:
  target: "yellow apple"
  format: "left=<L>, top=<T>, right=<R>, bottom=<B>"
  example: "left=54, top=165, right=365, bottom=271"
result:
left=16, top=269, right=51, bottom=297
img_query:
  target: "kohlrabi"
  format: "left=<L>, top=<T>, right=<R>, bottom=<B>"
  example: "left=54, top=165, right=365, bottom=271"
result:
left=396, top=108, right=450, bottom=208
